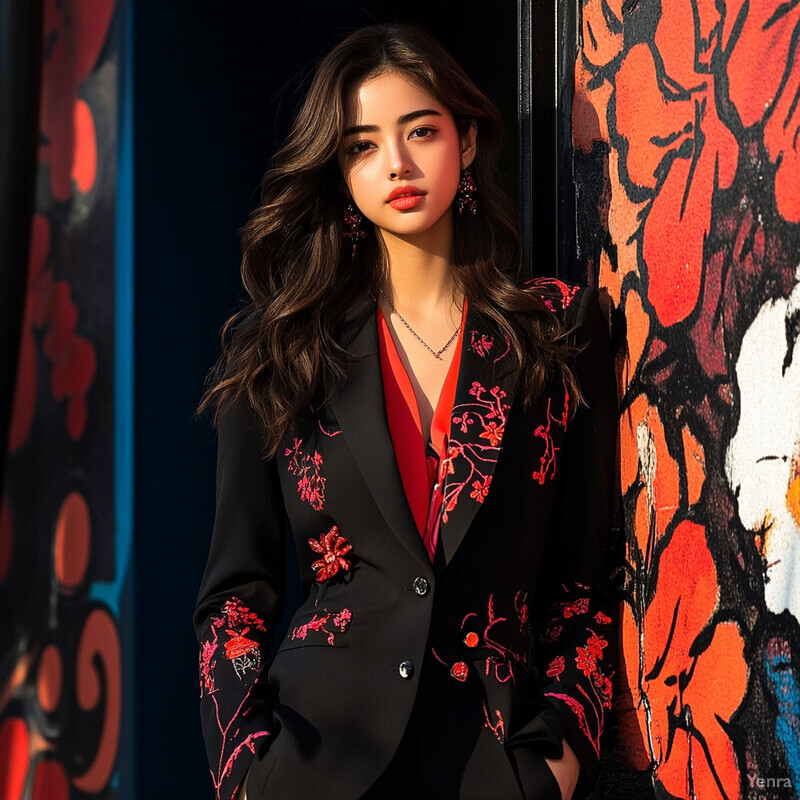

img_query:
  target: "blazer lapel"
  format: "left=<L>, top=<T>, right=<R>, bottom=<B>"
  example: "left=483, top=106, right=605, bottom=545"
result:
left=330, top=303, right=431, bottom=569
left=438, top=308, right=517, bottom=565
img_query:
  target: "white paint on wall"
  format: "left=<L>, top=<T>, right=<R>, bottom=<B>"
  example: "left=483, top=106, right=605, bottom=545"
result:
left=726, top=269, right=800, bottom=617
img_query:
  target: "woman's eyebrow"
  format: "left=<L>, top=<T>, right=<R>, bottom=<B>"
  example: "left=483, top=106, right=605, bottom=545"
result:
left=397, top=108, right=442, bottom=125
left=343, top=123, right=380, bottom=137
left=343, top=109, right=443, bottom=138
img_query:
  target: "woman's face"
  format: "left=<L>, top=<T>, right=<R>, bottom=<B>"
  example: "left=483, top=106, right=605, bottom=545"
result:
left=338, top=72, right=476, bottom=244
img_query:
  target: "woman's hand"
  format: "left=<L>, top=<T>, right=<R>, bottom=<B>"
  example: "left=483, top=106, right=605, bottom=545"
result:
left=239, top=767, right=251, bottom=800
left=544, top=739, right=580, bottom=800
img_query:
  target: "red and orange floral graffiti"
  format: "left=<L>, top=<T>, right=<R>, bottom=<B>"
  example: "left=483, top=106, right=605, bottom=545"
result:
left=575, top=0, right=800, bottom=796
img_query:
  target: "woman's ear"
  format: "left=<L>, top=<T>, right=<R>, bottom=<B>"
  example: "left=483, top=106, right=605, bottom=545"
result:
left=460, top=120, right=478, bottom=169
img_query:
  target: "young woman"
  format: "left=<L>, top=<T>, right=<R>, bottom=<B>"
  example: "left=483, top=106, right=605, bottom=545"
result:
left=195, top=23, right=616, bottom=800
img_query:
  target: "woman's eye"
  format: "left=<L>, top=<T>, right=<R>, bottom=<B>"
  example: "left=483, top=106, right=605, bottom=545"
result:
left=347, top=141, right=373, bottom=155
left=409, top=127, right=435, bottom=139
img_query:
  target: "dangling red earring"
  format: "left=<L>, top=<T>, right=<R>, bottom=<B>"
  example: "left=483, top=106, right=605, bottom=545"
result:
left=456, top=167, right=477, bottom=216
left=343, top=202, right=366, bottom=258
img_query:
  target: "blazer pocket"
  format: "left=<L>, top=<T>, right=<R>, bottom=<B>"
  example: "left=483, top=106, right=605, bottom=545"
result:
left=276, top=605, right=353, bottom=652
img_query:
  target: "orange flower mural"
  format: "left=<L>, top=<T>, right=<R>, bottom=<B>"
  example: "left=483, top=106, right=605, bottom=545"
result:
left=618, top=390, right=745, bottom=797
left=621, top=522, right=747, bottom=800
left=619, top=396, right=679, bottom=557
left=574, top=0, right=800, bottom=796
left=725, top=0, right=800, bottom=223
left=613, top=0, right=739, bottom=328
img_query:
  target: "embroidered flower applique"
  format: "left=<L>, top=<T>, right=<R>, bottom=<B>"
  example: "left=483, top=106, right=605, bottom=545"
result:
left=218, top=598, right=268, bottom=632
left=290, top=606, right=353, bottom=646
left=556, top=597, right=591, bottom=619
left=479, top=421, right=504, bottom=446
left=284, top=437, right=326, bottom=511
left=576, top=631, right=608, bottom=678
left=470, top=331, right=494, bottom=357
left=200, top=598, right=267, bottom=695
left=308, top=526, right=352, bottom=581
left=469, top=475, right=492, bottom=503
left=223, top=627, right=261, bottom=679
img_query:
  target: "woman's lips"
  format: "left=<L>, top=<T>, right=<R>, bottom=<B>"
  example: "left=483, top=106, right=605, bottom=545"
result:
left=387, top=186, right=425, bottom=210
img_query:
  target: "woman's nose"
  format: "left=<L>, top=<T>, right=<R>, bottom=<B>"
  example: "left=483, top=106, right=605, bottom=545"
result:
left=387, top=144, right=411, bottom=179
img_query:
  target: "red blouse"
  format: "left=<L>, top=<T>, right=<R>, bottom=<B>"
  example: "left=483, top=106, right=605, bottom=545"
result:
left=377, top=302, right=466, bottom=561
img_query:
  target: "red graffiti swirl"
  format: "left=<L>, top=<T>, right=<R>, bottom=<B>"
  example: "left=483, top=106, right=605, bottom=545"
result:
left=72, top=608, right=121, bottom=793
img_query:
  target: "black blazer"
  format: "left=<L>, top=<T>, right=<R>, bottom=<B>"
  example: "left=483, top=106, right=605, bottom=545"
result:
left=195, top=283, right=617, bottom=800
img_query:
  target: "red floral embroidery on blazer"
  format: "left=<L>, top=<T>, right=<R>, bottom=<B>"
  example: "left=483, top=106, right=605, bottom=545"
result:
left=537, top=583, right=615, bottom=758
left=440, top=382, right=510, bottom=521
left=431, top=592, right=529, bottom=701
left=200, top=598, right=267, bottom=695
left=482, top=703, right=505, bottom=742
left=308, top=526, right=352, bottom=581
left=532, top=380, right=571, bottom=484
left=458, top=592, right=530, bottom=685
left=547, top=655, right=566, bottom=680
left=470, top=331, right=494, bottom=357
left=290, top=606, right=353, bottom=646
left=285, top=437, right=326, bottom=511
left=198, top=597, right=271, bottom=800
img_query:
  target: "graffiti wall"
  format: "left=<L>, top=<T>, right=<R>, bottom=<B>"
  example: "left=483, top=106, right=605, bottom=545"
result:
left=573, top=0, right=800, bottom=798
left=0, top=1, right=122, bottom=797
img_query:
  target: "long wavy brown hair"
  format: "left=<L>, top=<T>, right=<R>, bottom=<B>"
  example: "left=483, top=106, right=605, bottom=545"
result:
left=200, top=23, right=577, bottom=456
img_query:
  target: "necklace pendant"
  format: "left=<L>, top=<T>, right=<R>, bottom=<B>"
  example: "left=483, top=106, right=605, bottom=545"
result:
left=380, top=288, right=461, bottom=360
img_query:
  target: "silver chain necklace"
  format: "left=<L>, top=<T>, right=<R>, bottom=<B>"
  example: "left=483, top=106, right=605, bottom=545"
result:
left=380, top=289, right=461, bottom=360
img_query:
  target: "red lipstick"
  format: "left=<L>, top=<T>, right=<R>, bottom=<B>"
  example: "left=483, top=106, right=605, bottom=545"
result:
left=387, top=186, right=425, bottom=210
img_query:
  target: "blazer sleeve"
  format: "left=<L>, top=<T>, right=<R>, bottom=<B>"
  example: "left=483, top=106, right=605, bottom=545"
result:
left=194, top=397, right=287, bottom=800
left=525, top=286, right=619, bottom=792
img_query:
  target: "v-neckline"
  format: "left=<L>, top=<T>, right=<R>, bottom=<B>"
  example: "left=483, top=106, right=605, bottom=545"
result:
left=377, top=302, right=466, bottom=539
left=377, top=301, right=466, bottom=456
